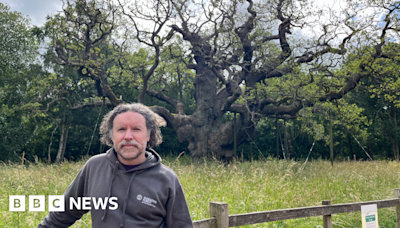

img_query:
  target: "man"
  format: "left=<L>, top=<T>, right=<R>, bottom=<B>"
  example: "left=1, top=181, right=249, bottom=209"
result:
left=37, top=103, right=193, bottom=228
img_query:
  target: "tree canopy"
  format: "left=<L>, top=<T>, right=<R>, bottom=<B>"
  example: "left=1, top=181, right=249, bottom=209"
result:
left=0, top=2, right=45, bottom=160
left=2, top=0, right=400, bottom=162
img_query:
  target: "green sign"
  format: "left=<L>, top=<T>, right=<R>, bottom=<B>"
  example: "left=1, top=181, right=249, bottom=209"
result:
left=365, top=215, right=375, bottom=223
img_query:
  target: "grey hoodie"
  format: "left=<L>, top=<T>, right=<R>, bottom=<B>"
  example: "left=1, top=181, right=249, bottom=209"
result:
left=37, top=148, right=193, bottom=228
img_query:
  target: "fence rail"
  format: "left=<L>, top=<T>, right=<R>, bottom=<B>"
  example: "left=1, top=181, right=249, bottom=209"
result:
left=192, top=188, right=400, bottom=228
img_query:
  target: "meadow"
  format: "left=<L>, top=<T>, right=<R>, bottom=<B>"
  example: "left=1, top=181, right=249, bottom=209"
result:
left=1, top=156, right=400, bottom=227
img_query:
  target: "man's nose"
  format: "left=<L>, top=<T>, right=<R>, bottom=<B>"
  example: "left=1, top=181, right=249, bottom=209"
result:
left=124, top=129, right=134, bottom=140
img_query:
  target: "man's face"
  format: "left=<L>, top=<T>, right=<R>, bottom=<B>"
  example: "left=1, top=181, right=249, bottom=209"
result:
left=112, top=111, right=150, bottom=165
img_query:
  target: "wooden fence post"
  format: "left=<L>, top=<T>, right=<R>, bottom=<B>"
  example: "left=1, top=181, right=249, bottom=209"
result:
left=210, top=202, right=229, bottom=228
left=395, top=189, right=400, bottom=228
left=322, top=200, right=332, bottom=228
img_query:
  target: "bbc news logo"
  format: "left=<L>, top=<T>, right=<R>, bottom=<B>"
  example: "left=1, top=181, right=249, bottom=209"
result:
left=9, top=195, right=118, bottom=211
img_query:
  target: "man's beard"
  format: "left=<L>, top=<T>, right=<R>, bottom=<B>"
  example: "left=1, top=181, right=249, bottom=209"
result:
left=115, top=140, right=145, bottom=161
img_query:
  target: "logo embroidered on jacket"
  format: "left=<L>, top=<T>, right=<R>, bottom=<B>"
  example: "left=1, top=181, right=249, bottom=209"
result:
left=142, top=196, right=157, bottom=207
left=136, top=194, right=157, bottom=207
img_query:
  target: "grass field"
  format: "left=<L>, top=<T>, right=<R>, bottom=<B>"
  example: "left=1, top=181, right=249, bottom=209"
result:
left=1, top=156, right=400, bottom=227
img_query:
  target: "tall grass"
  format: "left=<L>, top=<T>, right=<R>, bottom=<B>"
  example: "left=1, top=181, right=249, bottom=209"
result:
left=1, top=157, right=400, bottom=227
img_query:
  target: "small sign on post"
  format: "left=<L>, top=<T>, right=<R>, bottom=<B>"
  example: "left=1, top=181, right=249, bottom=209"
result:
left=361, top=204, right=378, bottom=228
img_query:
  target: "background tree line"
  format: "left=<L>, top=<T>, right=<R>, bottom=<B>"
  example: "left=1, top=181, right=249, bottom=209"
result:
left=1, top=0, right=400, bottom=163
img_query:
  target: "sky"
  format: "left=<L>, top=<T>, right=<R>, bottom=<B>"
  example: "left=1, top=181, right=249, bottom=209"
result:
left=1, top=0, right=388, bottom=47
left=2, top=0, right=63, bottom=26
left=2, top=0, right=346, bottom=27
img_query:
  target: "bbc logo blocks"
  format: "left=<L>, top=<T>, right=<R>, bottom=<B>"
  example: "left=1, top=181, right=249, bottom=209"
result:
left=9, top=195, right=64, bottom=212
left=29, top=195, right=45, bottom=211
left=9, top=195, right=25, bottom=212
left=49, top=195, right=65, bottom=211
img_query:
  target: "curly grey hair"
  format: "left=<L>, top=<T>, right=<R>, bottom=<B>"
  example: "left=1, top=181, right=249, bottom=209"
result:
left=100, top=103, right=162, bottom=148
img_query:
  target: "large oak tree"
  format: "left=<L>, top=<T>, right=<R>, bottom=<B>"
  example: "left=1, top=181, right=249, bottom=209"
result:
left=45, top=0, right=400, bottom=159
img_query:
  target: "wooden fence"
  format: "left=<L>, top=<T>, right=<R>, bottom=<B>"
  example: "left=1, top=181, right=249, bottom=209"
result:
left=192, top=188, right=400, bottom=228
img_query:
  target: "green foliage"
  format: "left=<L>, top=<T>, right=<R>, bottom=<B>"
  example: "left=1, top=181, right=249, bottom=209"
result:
left=313, top=100, right=370, bottom=147
left=344, top=43, right=400, bottom=107
left=339, top=43, right=400, bottom=160
left=0, top=3, right=37, bottom=71
left=0, top=3, right=46, bottom=161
